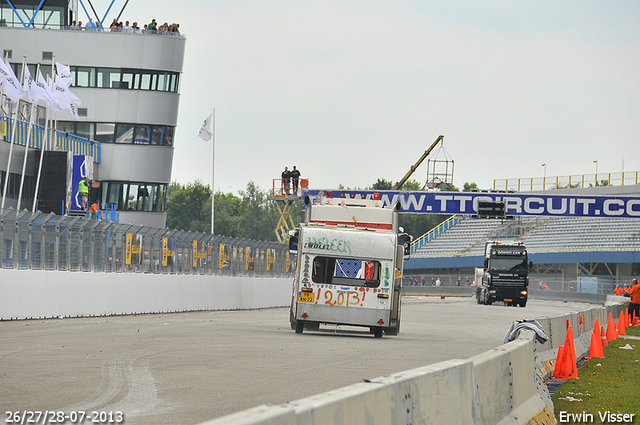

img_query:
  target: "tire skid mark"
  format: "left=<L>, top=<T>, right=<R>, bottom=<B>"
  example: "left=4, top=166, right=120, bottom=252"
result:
left=58, top=353, right=171, bottom=420
left=60, top=359, right=126, bottom=412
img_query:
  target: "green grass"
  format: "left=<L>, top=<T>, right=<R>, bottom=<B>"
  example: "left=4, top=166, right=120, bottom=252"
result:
left=552, top=326, right=640, bottom=423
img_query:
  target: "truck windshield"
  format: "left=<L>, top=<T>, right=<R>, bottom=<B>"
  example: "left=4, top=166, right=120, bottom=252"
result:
left=312, top=256, right=381, bottom=287
left=489, top=257, right=528, bottom=272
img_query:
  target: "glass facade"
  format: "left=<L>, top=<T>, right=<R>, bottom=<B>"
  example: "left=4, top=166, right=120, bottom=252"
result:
left=8, top=64, right=180, bottom=93
left=83, top=67, right=179, bottom=92
left=0, top=171, right=36, bottom=200
left=101, top=181, right=167, bottom=212
left=0, top=4, right=63, bottom=29
left=58, top=121, right=174, bottom=146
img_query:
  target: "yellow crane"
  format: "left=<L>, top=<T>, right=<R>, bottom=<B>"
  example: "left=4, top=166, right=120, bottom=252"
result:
left=393, top=135, right=444, bottom=190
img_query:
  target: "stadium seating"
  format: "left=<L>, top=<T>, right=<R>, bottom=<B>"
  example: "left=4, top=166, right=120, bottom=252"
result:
left=411, top=215, right=640, bottom=258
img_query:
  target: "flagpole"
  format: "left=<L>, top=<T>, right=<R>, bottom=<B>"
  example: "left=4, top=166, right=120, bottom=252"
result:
left=1, top=56, right=26, bottom=210
left=18, top=62, right=40, bottom=211
left=33, top=105, right=48, bottom=212
left=211, top=108, right=215, bottom=234
left=33, top=69, right=50, bottom=211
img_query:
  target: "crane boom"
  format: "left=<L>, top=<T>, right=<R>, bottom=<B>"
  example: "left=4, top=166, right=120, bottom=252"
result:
left=393, top=135, right=444, bottom=190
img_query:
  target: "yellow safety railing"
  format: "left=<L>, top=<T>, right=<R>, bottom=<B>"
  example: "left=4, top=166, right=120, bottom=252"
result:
left=493, top=171, right=639, bottom=192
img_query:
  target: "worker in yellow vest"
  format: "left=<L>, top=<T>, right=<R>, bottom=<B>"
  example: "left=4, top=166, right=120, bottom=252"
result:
left=78, top=177, right=89, bottom=210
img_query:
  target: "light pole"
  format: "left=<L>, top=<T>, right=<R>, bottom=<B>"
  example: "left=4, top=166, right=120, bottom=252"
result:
left=593, top=160, right=598, bottom=175
left=541, top=163, right=546, bottom=179
left=541, top=163, right=546, bottom=190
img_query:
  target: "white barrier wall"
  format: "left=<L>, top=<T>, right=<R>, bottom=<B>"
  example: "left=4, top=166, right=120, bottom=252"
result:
left=0, top=269, right=291, bottom=320
left=200, top=300, right=630, bottom=425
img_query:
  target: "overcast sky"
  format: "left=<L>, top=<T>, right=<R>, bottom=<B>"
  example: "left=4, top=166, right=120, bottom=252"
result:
left=109, top=1, right=639, bottom=194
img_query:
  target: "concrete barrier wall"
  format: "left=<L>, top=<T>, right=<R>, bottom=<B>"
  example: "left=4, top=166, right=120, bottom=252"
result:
left=0, top=269, right=291, bottom=320
left=200, top=299, right=631, bottom=425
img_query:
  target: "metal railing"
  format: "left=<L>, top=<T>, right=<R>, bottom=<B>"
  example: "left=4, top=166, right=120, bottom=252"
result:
left=410, top=214, right=458, bottom=253
left=0, top=116, right=101, bottom=163
left=0, top=208, right=294, bottom=277
left=493, top=171, right=639, bottom=192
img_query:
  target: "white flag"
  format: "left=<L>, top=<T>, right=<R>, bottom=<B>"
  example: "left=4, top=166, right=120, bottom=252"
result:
left=49, top=76, right=70, bottom=112
left=56, top=62, right=72, bottom=88
left=198, top=113, right=213, bottom=141
left=0, top=59, right=26, bottom=104
left=65, top=87, right=81, bottom=106
left=36, top=70, right=56, bottom=105
left=23, top=66, right=41, bottom=105
left=69, top=103, right=80, bottom=121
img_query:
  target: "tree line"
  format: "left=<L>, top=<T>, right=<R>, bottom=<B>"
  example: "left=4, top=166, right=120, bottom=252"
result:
left=166, top=179, right=478, bottom=242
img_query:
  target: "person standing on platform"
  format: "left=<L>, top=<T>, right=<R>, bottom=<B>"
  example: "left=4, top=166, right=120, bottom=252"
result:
left=281, top=166, right=291, bottom=195
left=78, top=177, right=89, bottom=210
left=290, top=166, right=301, bottom=195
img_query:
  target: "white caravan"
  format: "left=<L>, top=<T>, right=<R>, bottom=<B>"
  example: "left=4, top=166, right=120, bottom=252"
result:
left=288, top=194, right=411, bottom=338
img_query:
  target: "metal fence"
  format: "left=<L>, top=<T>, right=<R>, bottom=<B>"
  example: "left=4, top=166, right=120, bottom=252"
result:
left=0, top=208, right=294, bottom=277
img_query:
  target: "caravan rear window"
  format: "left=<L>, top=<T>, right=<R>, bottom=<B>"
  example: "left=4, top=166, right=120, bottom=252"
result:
left=311, top=256, right=381, bottom=287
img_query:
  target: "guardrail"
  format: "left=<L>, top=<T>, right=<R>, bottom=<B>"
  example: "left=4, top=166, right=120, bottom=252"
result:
left=200, top=295, right=629, bottom=425
left=0, top=208, right=293, bottom=277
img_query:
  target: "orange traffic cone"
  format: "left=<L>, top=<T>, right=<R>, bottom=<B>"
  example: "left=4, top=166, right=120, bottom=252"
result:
left=551, top=345, right=565, bottom=379
left=606, top=312, right=617, bottom=342
left=586, top=331, right=604, bottom=359
left=551, top=326, right=578, bottom=379
left=633, top=316, right=640, bottom=327
left=600, top=326, right=608, bottom=348
left=618, top=310, right=626, bottom=335
left=587, top=319, right=603, bottom=359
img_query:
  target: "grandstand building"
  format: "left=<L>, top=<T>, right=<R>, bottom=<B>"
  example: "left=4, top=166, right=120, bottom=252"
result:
left=406, top=185, right=640, bottom=293
left=0, top=0, right=185, bottom=228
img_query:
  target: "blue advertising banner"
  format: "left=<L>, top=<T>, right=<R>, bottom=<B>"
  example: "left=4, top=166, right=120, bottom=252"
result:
left=70, top=155, right=93, bottom=211
left=303, top=190, right=640, bottom=218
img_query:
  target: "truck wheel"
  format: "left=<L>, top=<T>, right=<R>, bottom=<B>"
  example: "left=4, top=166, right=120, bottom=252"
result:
left=374, top=328, right=383, bottom=338
left=295, top=321, right=304, bottom=334
left=519, top=301, right=527, bottom=307
left=290, top=311, right=296, bottom=330
left=385, top=324, right=400, bottom=336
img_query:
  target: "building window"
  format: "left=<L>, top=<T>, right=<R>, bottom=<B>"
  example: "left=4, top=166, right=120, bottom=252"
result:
left=101, top=181, right=168, bottom=212
left=59, top=121, right=175, bottom=146
left=74, top=67, right=95, bottom=87
left=115, top=124, right=134, bottom=143
left=97, top=68, right=122, bottom=89
left=95, top=123, right=115, bottom=143
left=13, top=63, right=181, bottom=93
left=0, top=171, right=35, bottom=201
left=134, top=125, right=151, bottom=144
left=0, top=5, right=63, bottom=29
